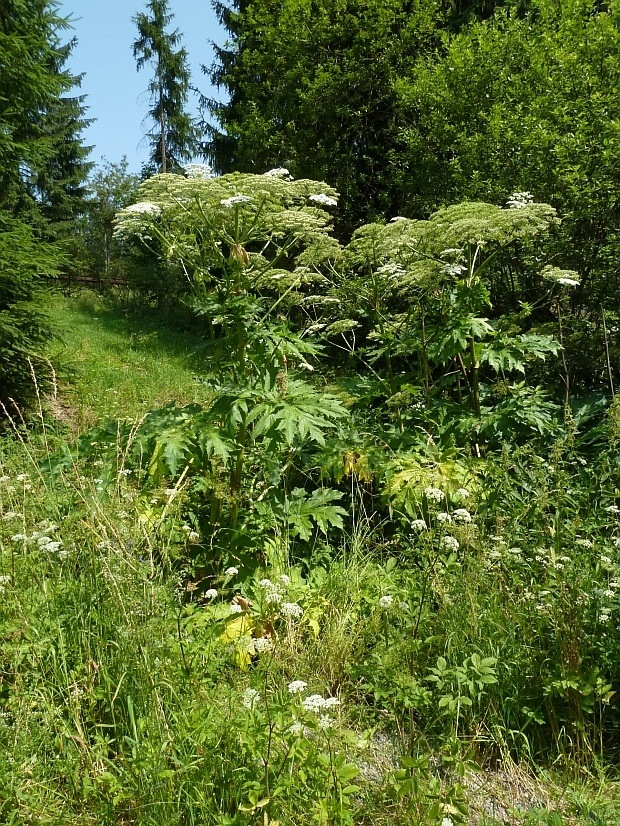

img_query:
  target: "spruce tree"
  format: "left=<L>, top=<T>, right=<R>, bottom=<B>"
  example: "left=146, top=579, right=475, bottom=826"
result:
left=133, top=0, right=199, bottom=174
left=0, top=1, right=86, bottom=413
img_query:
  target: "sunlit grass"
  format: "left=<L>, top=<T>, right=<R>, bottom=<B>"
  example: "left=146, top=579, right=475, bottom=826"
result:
left=45, top=289, right=211, bottom=430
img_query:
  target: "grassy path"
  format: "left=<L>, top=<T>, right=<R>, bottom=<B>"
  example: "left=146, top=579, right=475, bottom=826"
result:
left=46, top=290, right=211, bottom=430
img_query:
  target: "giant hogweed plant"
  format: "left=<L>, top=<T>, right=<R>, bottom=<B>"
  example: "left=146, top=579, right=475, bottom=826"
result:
left=106, top=171, right=348, bottom=560
left=335, top=196, right=576, bottom=449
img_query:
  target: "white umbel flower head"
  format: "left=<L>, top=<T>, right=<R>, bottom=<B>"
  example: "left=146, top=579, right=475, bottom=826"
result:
left=288, top=680, right=308, bottom=694
left=411, top=519, right=428, bottom=531
left=441, top=536, right=460, bottom=552
left=252, top=637, right=274, bottom=653
left=378, top=595, right=394, bottom=609
left=224, top=566, right=239, bottom=576
left=506, top=191, right=534, bottom=209
left=205, top=588, right=218, bottom=599
left=436, top=512, right=452, bottom=524
left=453, top=508, right=472, bottom=523
left=308, top=193, right=337, bottom=207
left=125, top=201, right=161, bottom=215
left=220, top=194, right=253, bottom=208
left=424, top=487, right=445, bottom=503
left=242, top=687, right=260, bottom=709
left=264, top=167, right=292, bottom=179
left=184, top=162, right=212, bottom=178
left=281, top=602, right=303, bottom=619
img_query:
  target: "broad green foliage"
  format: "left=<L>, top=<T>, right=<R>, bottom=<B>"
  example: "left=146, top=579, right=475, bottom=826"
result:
left=336, top=198, right=564, bottom=448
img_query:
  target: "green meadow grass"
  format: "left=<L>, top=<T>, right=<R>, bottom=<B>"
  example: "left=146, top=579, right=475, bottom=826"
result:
left=45, top=289, right=211, bottom=429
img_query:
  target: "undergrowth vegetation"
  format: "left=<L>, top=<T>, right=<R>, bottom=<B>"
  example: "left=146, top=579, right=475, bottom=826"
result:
left=1, top=169, right=620, bottom=824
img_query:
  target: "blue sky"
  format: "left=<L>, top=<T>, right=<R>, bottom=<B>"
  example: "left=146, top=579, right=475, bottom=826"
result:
left=56, top=1, right=224, bottom=174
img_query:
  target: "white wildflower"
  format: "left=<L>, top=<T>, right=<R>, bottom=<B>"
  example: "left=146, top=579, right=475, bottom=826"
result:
left=259, top=578, right=274, bottom=589
left=308, top=193, right=337, bottom=207
left=279, top=574, right=291, bottom=586
left=10, top=534, right=27, bottom=542
left=557, top=277, right=580, bottom=287
left=442, top=262, right=467, bottom=277
left=2, top=512, right=18, bottom=521
left=605, top=505, right=620, bottom=514
left=263, top=167, right=292, bottom=179
left=322, top=697, right=340, bottom=709
left=441, top=818, right=454, bottom=826
left=188, top=531, right=200, bottom=542
left=436, top=512, right=452, bottom=524
left=230, top=603, right=243, bottom=614
left=15, top=474, right=28, bottom=482
left=205, top=589, right=218, bottom=599
left=265, top=590, right=283, bottom=605
left=378, top=595, right=394, bottom=609
left=125, top=201, right=161, bottom=215
left=224, top=566, right=239, bottom=576
left=44, top=541, right=63, bottom=553
left=281, top=602, right=303, bottom=619
left=303, top=694, right=327, bottom=713
left=576, top=539, right=593, bottom=548
left=317, top=715, right=333, bottom=730
left=441, top=536, right=460, bottom=552
left=455, top=488, right=470, bottom=499
left=288, top=680, right=308, bottom=695
left=252, top=637, right=274, bottom=653
left=0, top=476, right=10, bottom=484
left=600, top=555, right=613, bottom=565
left=411, top=519, right=428, bottom=531
left=220, top=194, right=253, bottom=208
left=184, top=162, right=212, bottom=178
left=507, top=191, right=534, bottom=209
left=603, top=589, right=615, bottom=599
left=290, top=721, right=307, bottom=736
left=242, top=687, right=260, bottom=709
left=453, top=508, right=472, bottom=523
left=424, top=487, right=445, bottom=503
left=389, top=216, right=407, bottom=222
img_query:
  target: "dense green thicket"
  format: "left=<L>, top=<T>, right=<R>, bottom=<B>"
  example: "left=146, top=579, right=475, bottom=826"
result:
left=205, top=0, right=619, bottom=394
left=0, top=2, right=90, bottom=413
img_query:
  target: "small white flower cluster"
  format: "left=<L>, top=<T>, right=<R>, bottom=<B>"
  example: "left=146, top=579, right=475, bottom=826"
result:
left=230, top=603, right=243, bottom=614
left=125, top=201, right=161, bottom=215
left=557, top=276, right=581, bottom=287
left=308, top=193, right=337, bottom=207
left=389, top=216, right=407, bottom=222
left=378, top=594, right=393, bottom=609
left=243, top=687, right=260, bottom=709
left=302, top=694, right=340, bottom=713
left=288, top=680, right=308, bottom=694
left=0, top=574, right=11, bottom=594
left=411, top=519, right=428, bottom=531
left=575, top=538, right=594, bottom=549
left=11, top=531, right=63, bottom=553
left=205, top=588, right=218, bottom=600
left=424, top=487, right=445, bottom=503
left=455, top=488, right=470, bottom=499
left=441, top=536, right=460, bottom=552
left=506, top=191, right=534, bottom=209
left=263, top=167, right=292, bottom=179
left=605, top=505, right=620, bottom=515
left=452, top=508, right=472, bottom=523
left=2, top=512, right=19, bottom=521
left=220, top=194, right=253, bottom=208
left=437, top=512, right=452, bottom=524
left=375, top=262, right=405, bottom=279
left=281, top=602, right=303, bottom=619
left=224, top=566, right=239, bottom=576
left=184, top=162, right=212, bottom=178
left=442, top=262, right=467, bottom=278
left=252, top=637, right=274, bottom=654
